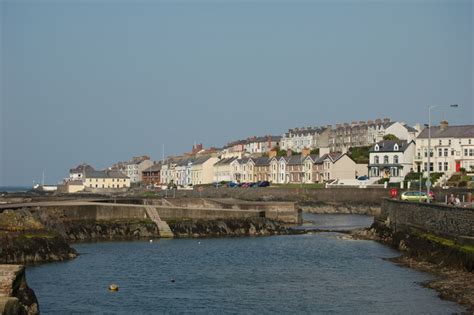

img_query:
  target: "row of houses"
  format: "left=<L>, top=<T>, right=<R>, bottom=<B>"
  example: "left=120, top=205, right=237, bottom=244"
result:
left=60, top=120, right=474, bottom=192
left=368, top=122, right=474, bottom=182
left=280, top=118, right=420, bottom=153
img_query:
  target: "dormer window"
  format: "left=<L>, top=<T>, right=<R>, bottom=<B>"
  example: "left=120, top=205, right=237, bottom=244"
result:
left=374, top=144, right=379, bottom=151
left=394, top=144, right=399, bottom=151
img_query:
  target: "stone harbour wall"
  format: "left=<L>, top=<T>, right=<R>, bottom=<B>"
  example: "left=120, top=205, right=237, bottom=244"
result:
left=379, top=199, right=474, bottom=242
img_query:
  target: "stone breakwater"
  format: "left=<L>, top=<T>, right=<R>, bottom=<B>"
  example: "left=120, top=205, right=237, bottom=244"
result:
left=169, top=217, right=289, bottom=238
left=298, top=201, right=381, bottom=216
left=0, top=264, right=39, bottom=315
left=0, top=206, right=291, bottom=264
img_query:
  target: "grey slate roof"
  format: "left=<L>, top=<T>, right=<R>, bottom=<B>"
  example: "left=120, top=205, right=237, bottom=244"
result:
left=85, top=169, right=128, bottom=179
left=281, top=155, right=305, bottom=165
left=370, top=140, right=411, bottom=153
left=214, top=157, right=237, bottom=166
left=70, top=164, right=95, bottom=173
left=417, top=125, right=474, bottom=139
left=314, top=152, right=345, bottom=164
left=253, top=157, right=270, bottom=166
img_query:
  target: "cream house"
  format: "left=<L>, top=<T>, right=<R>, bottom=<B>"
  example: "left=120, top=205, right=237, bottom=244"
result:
left=314, top=153, right=367, bottom=182
left=254, top=157, right=271, bottom=182
left=213, top=157, right=237, bottom=182
left=303, top=154, right=319, bottom=183
left=191, top=156, right=219, bottom=185
left=84, top=169, right=130, bottom=189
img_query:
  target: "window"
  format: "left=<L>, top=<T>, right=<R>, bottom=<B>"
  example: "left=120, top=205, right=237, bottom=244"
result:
left=438, top=140, right=442, bottom=145
left=444, top=162, right=448, bottom=171
left=394, top=155, right=399, bottom=164
left=451, top=149, right=455, bottom=156
left=444, top=148, right=448, bottom=157
left=383, top=155, right=389, bottom=164
left=469, top=139, right=472, bottom=145
left=438, top=162, right=442, bottom=171
left=465, top=149, right=469, bottom=156
left=470, top=149, right=474, bottom=156
left=438, top=148, right=442, bottom=156
left=448, top=139, right=451, bottom=145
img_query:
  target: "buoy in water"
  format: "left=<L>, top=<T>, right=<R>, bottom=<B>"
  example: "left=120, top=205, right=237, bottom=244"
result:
left=149, top=239, right=153, bottom=243
left=170, top=278, right=175, bottom=283
left=109, top=284, right=119, bottom=291
left=198, top=241, right=201, bottom=245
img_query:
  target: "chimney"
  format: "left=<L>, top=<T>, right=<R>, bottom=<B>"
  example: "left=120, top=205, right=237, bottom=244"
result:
left=269, top=149, right=277, bottom=158
left=302, top=148, right=311, bottom=158
left=440, top=120, right=449, bottom=131
left=287, top=150, right=293, bottom=157
left=383, top=118, right=391, bottom=123
left=375, top=119, right=382, bottom=124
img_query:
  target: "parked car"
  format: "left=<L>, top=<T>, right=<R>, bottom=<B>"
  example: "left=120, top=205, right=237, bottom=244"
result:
left=258, top=181, right=270, bottom=187
left=241, top=183, right=251, bottom=188
left=249, top=182, right=259, bottom=188
left=357, top=175, right=369, bottom=181
left=227, top=182, right=239, bottom=188
left=400, top=191, right=434, bottom=202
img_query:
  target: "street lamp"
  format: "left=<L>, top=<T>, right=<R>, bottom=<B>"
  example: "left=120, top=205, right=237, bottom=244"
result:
left=426, top=104, right=459, bottom=203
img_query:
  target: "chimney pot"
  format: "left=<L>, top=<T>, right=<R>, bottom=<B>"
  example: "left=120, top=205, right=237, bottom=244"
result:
left=440, top=120, right=449, bottom=131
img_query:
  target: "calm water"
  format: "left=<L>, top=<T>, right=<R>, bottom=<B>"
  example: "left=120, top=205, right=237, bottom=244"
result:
left=27, top=215, right=463, bottom=314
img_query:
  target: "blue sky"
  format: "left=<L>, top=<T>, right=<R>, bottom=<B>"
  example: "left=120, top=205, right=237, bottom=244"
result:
left=1, top=0, right=472, bottom=186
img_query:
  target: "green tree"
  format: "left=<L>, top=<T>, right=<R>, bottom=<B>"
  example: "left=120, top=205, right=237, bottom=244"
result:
left=310, top=148, right=319, bottom=155
left=383, top=134, right=399, bottom=141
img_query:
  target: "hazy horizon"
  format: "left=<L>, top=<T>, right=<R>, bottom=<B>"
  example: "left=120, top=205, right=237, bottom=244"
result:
left=1, top=0, right=473, bottom=186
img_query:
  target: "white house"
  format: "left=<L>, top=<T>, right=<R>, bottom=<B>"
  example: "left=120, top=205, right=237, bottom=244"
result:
left=369, top=140, right=415, bottom=182
left=384, top=122, right=420, bottom=142
left=414, top=122, right=474, bottom=177
left=213, top=157, right=237, bottom=182
left=244, top=136, right=281, bottom=154
left=118, top=156, right=153, bottom=184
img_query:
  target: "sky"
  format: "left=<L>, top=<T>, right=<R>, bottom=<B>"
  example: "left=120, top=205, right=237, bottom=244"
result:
left=0, top=0, right=473, bottom=186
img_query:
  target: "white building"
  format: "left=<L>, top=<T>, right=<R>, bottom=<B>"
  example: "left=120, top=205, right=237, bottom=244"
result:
left=280, top=127, right=329, bottom=152
left=384, top=122, right=420, bottom=142
left=213, top=157, right=238, bottom=182
left=369, top=140, right=415, bottom=182
left=414, top=122, right=474, bottom=177
left=244, top=136, right=281, bottom=154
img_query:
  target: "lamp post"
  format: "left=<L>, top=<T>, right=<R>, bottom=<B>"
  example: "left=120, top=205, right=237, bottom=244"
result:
left=427, top=104, right=458, bottom=202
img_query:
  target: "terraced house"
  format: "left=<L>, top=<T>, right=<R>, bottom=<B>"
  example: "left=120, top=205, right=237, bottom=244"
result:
left=280, top=127, right=329, bottom=152
left=313, top=153, right=367, bottom=182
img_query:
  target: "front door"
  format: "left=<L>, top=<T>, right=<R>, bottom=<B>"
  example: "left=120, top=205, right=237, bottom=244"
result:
left=455, top=161, right=461, bottom=172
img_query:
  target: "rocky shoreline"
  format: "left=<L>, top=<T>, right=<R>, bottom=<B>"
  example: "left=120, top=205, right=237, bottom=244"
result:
left=352, top=224, right=474, bottom=313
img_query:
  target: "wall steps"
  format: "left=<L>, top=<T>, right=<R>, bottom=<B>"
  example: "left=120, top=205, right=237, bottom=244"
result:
left=144, top=206, right=174, bottom=238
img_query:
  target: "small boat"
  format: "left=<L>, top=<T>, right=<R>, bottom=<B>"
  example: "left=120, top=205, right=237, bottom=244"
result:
left=33, top=170, right=58, bottom=192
